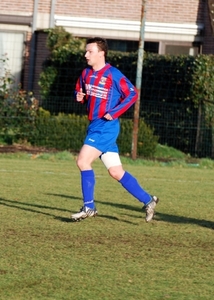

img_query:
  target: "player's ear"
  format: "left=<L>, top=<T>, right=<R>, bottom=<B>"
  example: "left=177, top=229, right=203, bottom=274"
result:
left=99, top=50, right=105, bottom=57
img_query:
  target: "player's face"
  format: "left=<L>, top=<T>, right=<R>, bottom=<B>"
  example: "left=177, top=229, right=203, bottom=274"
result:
left=85, top=43, right=104, bottom=68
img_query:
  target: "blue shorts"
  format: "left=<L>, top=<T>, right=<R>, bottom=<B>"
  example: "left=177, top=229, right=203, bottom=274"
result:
left=84, top=118, right=120, bottom=153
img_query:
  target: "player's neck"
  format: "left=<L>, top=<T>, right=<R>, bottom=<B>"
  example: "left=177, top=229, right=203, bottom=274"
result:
left=92, top=62, right=106, bottom=72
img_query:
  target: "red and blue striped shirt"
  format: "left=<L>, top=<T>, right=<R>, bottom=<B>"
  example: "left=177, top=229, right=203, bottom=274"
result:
left=75, top=63, right=138, bottom=121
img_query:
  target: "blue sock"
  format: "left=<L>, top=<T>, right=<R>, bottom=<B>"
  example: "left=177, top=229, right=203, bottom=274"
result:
left=81, top=170, right=95, bottom=209
left=119, top=171, right=152, bottom=205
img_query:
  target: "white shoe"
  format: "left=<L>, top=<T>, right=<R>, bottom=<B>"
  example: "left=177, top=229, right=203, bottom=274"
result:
left=71, top=206, right=97, bottom=221
left=144, top=196, right=159, bottom=222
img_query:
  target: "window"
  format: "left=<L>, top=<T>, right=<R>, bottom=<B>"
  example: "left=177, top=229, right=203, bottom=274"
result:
left=0, top=31, right=25, bottom=85
left=165, top=45, right=199, bottom=55
left=144, top=42, right=159, bottom=53
left=160, top=42, right=200, bottom=56
left=107, top=39, right=138, bottom=52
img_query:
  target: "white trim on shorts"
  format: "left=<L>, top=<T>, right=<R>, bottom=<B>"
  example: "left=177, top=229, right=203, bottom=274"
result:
left=100, top=152, right=122, bottom=169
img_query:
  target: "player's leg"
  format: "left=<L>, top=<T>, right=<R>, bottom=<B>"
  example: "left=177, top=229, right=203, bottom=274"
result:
left=71, top=119, right=119, bottom=221
left=100, top=152, right=159, bottom=222
left=118, top=169, right=159, bottom=222
left=71, top=144, right=102, bottom=221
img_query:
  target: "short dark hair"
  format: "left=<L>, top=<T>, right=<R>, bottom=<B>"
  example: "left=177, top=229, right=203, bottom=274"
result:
left=86, top=37, right=108, bottom=58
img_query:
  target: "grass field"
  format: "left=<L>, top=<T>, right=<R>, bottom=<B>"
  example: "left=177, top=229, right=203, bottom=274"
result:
left=0, top=152, right=214, bottom=300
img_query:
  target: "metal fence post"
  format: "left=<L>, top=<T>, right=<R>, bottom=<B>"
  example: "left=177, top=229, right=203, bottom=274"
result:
left=131, top=0, right=147, bottom=159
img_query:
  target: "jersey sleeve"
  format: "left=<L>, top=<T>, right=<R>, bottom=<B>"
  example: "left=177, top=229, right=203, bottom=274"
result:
left=74, top=70, right=86, bottom=103
left=108, top=69, right=138, bottom=119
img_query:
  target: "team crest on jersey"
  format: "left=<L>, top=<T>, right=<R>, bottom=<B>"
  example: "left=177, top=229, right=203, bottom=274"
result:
left=99, top=77, right=107, bottom=85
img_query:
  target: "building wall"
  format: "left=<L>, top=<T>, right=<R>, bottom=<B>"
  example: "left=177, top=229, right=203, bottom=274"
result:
left=203, top=1, right=214, bottom=53
left=146, top=0, right=204, bottom=23
left=55, top=0, right=202, bottom=24
left=33, top=31, right=50, bottom=96
left=0, top=0, right=33, bottom=12
left=55, top=0, right=141, bottom=20
left=0, top=0, right=205, bottom=23
left=0, top=0, right=213, bottom=49
left=0, top=0, right=214, bottom=96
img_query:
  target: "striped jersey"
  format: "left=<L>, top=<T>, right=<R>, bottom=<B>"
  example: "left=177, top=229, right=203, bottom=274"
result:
left=75, top=63, right=138, bottom=120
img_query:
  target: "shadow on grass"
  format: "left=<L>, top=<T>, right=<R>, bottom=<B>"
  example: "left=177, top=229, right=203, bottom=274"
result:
left=55, top=214, right=122, bottom=223
left=0, top=197, right=76, bottom=220
left=46, top=193, right=80, bottom=200
left=54, top=216, right=73, bottom=222
left=48, top=193, right=139, bottom=224
left=1, top=195, right=213, bottom=230
left=95, top=200, right=214, bottom=230
left=47, top=194, right=214, bottom=229
left=0, top=194, right=138, bottom=225
left=155, top=212, right=214, bottom=230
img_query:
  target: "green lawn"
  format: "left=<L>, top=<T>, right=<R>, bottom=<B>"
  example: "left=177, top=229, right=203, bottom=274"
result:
left=0, top=153, right=214, bottom=300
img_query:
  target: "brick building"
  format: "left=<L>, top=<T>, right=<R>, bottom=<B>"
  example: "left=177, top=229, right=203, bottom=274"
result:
left=0, top=0, right=214, bottom=94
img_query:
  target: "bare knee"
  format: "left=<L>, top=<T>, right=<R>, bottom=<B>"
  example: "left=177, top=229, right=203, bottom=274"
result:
left=76, top=156, right=82, bottom=169
left=76, top=145, right=102, bottom=171
left=108, top=166, right=125, bottom=181
left=76, top=155, right=91, bottom=170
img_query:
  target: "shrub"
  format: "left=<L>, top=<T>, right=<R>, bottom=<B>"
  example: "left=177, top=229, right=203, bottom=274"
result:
left=29, top=111, right=158, bottom=157
left=0, top=55, right=39, bottom=144
left=118, top=118, right=158, bottom=157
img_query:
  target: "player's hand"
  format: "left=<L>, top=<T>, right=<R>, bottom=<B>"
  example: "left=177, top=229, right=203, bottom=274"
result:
left=103, top=113, right=113, bottom=120
left=76, top=88, right=85, bottom=102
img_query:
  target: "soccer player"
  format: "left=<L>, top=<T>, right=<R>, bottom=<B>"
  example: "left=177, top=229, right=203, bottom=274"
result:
left=71, top=37, right=159, bottom=222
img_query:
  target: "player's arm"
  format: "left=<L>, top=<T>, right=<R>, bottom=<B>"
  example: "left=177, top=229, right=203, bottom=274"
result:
left=74, top=74, right=86, bottom=103
left=109, top=76, right=138, bottom=119
left=76, top=88, right=86, bottom=102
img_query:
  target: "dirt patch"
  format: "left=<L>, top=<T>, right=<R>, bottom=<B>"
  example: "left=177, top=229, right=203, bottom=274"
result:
left=0, top=144, right=58, bottom=154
